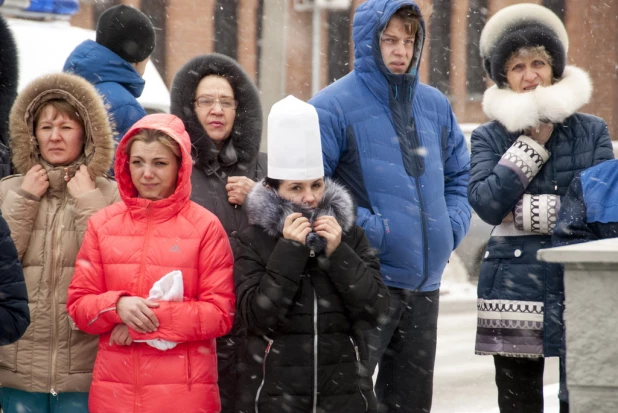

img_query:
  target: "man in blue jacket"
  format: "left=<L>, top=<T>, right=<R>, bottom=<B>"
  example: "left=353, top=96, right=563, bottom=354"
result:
left=309, top=1, right=471, bottom=411
left=64, top=5, right=155, bottom=176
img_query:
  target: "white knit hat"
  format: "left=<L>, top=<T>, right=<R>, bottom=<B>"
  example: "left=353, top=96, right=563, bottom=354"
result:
left=267, top=95, right=324, bottom=180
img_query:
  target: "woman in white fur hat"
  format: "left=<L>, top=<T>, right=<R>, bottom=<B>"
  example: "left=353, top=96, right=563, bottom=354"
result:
left=232, top=96, right=389, bottom=413
left=468, top=4, right=614, bottom=412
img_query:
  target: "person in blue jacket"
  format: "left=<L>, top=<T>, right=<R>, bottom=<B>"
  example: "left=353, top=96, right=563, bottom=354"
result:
left=469, top=4, right=614, bottom=412
left=309, top=1, right=471, bottom=411
left=553, top=160, right=618, bottom=246
left=64, top=5, right=155, bottom=176
left=0, top=210, right=29, bottom=346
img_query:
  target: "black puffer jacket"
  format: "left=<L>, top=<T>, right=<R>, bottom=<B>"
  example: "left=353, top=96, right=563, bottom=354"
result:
left=171, top=53, right=266, bottom=412
left=234, top=180, right=389, bottom=413
left=0, top=16, right=18, bottom=178
left=0, top=210, right=29, bottom=345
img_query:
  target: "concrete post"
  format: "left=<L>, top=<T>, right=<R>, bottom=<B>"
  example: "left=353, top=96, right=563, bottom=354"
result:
left=258, top=0, right=288, bottom=152
left=537, top=238, right=618, bottom=413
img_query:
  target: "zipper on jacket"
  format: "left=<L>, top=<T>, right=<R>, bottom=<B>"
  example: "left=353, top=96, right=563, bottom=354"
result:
left=349, top=336, right=369, bottom=411
left=254, top=338, right=274, bottom=413
left=312, top=287, right=318, bottom=413
left=310, top=249, right=315, bottom=258
left=50, top=194, right=69, bottom=395
left=135, top=204, right=152, bottom=412
left=413, top=176, right=430, bottom=292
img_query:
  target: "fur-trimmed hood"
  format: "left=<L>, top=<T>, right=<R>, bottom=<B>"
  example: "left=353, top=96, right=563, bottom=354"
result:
left=245, top=178, right=356, bottom=242
left=8, top=72, right=114, bottom=177
left=170, top=53, right=262, bottom=173
left=482, top=65, right=592, bottom=132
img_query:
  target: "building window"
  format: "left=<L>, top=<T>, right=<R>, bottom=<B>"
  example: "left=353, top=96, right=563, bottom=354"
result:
left=215, top=0, right=238, bottom=59
left=542, top=0, right=566, bottom=22
left=466, top=0, right=487, bottom=96
left=429, top=0, right=452, bottom=94
left=327, top=9, right=351, bottom=84
left=141, top=0, right=167, bottom=82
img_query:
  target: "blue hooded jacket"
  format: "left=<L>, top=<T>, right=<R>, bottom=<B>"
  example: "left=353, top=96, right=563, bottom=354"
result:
left=64, top=40, right=147, bottom=149
left=309, top=0, right=471, bottom=292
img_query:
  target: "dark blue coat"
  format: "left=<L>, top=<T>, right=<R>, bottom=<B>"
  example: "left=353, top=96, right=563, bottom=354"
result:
left=64, top=40, right=147, bottom=149
left=309, top=0, right=471, bottom=292
left=470, top=113, right=613, bottom=357
left=0, top=211, right=29, bottom=345
left=554, top=159, right=618, bottom=246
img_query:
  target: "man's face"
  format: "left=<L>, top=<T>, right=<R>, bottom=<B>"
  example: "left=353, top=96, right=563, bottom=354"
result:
left=380, top=16, right=415, bottom=75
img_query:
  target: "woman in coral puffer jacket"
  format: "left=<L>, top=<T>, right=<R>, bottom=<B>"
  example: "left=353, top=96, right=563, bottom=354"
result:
left=67, top=113, right=235, bottom=413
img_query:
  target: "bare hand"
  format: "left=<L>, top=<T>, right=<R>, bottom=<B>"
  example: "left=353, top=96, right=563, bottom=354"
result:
left=21, top=164, right=49, bottom=198
left=116, top=296, right=160, bottom=334
left=526, top=122, right=554, bottom=145
left=502, top=212, right=514, bottom=224
left=282, top=213, right=312, bottom=245
left=67, top=165, right=96, bottom=197
left=313, top=216, right=343, bottom=256
left=109, top=324, right=133, bottom=346
left=226, top=176, right=255, bottom=205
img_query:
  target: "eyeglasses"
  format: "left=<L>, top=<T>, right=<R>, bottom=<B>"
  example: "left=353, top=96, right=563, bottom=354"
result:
left=193, top=96, right=238, bottom=110
left=380, top=36, right=415, bottom=47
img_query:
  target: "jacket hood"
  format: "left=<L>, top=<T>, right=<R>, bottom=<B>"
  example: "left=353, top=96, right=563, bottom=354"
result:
left=9, top=72, right=114, bottom=177
left=170, top=53, right=262, bottom=174
left=114, top=114, right=193, bottom=215
left=353, top=0, right=425, bottom=97
left=245, top=178, right=356, bottom=242
left=64, top=40, right=145, bottom=98
left=0, top=16, right=18, bottom=147
left=482, top=65, right=592, bottom=132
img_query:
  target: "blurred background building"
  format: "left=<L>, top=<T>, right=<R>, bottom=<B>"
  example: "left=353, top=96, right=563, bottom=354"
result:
left=5, top=0, right=617, bottom=141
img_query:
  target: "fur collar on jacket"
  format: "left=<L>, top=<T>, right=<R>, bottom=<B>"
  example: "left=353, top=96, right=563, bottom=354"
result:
left=245, top=179, right=356, bottom=253
left=170, top=53, right=262, bottom=173
left=9, top=73, right=114, bottom=177
left=482, top=65, right=592, bottom=132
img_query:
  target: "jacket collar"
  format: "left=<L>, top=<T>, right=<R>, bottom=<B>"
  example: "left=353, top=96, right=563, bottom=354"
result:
left=115, top=114, right=194, bottom=223
left=353, top=0, right=425, bottom=105
left=244, top=178, right=356, bottom=239
left=482, top=65, right=593, bottom=132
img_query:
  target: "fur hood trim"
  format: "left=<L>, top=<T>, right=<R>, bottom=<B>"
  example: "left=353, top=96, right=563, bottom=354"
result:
left=482, top=65, right=591, bottom=132
left=170, top=53, right=262, bottom=171
left=9, top=73, right=114, bottom=177
left=245, top=178, right=356, bottom=238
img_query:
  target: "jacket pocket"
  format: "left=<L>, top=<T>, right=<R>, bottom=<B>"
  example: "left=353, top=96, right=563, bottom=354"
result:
left=186, top=347, right=192, bottom=391
left=0, top=342, right=18, bottom=372
left=255, top=337, right=274, bottom=413
left=68, top=323, right=97, bottom=374
left=349, top=336, right=369, bottom=412
left=478, top=239, right=525, bottom=298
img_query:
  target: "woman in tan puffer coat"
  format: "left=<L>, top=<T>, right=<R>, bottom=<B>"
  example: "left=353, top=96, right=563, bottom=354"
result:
left=0, top=72, right=119, bottom=412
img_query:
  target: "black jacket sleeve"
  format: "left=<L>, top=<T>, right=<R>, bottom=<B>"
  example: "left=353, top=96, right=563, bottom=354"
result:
left=553, top=174, right=599, bottom=246
left=0, top=211, right=29, bottom=345
left=234, top=229, right=309, bottom=336
left=322, top=226, right=389, bottom=329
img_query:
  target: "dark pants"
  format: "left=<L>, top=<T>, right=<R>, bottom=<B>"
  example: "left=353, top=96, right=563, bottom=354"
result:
left=365, top=287, right=440, bottom=413
left=494, top=355, right=569, bottom=413
left=0, top=387, right=89, bottom=413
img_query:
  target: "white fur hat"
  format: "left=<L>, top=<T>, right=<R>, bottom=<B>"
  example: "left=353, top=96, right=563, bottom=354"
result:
left=479, top=4, right=569, bottom=88
left=267, top=95, right=324, bottom=180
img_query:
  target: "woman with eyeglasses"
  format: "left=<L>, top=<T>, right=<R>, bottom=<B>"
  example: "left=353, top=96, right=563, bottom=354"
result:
left=170, top=53, right=266, bottom=413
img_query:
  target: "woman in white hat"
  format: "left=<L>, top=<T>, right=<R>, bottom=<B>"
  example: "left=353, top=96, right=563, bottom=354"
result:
left=469, top=4, right=614, bottom=412
left=233, top=96, right=389, bottom=413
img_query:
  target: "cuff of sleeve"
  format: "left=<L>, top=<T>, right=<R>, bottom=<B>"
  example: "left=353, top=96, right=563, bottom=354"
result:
left=513, top=194, right=561, bottom=234
left=498, top=136, right=551, bottom=186
left=15, top=187, right=41, bottom=202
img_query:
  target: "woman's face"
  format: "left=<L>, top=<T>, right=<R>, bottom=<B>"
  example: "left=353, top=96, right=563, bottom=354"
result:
left=35, top=104, right=85, bottom=166
left=129, top=140, right=180, bottom=201
left=505, top=53, right=553, bottom=93
left=194, top=75, right=237, bottom=149
left=277, top=178, right=325, bottom=209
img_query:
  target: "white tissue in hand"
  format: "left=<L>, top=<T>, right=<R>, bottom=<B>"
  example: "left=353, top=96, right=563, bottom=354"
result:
left=135, top=270, right=183, bottom=351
